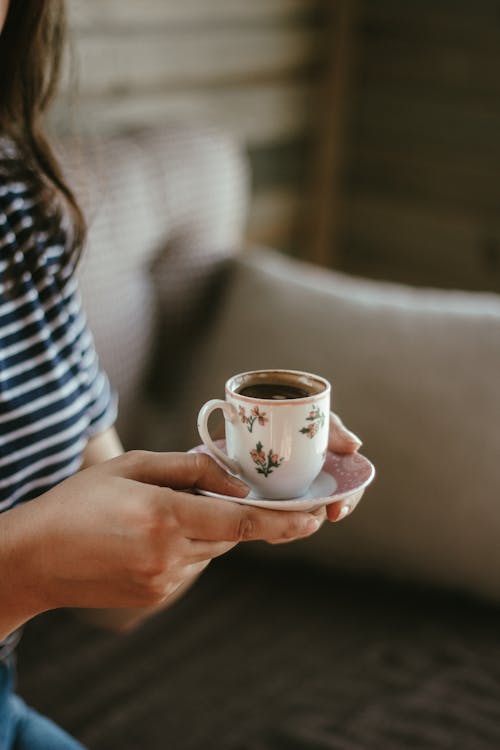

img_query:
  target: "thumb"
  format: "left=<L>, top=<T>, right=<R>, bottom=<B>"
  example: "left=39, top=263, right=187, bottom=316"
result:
left=108, top=450, right=249, bottom=498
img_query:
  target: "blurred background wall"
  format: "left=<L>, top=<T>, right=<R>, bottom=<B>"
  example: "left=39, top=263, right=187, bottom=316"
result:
left=52, top=0, right=500, bottom=294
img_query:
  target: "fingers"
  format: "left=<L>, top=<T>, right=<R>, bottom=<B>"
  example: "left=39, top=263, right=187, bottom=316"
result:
left=115, top=450, right=249, bottom=498
left=105, top=450, right=323, bottom=547
left=326, top=489, right=365, bottom=522
left=271, top=506, right=327, bottom=544
left=328, top=411, right=362, bottom=454
left=171, top=491, right=322, bottom=544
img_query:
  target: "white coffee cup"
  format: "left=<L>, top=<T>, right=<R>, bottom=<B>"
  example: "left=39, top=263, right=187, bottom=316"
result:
left=197, top=369, right=331, bottom=499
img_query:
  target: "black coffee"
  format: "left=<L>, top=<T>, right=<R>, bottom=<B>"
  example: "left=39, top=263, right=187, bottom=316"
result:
left=237, top=382, right=312, bottom=400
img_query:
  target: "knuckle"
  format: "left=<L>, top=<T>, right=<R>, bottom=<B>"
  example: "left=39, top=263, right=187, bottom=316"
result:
left=141, top=576, right=168, bottom=605
left=135, top=544, right=165, bottom=580
left=125, top=570, right=166, bottom=606
left=126, top=449, right=147, bottom=463
left=140, top=540, right=167, bottom=578
left=235, top=514, right=256, bottom=542
left=136, top=496, right=176, bottom=575
left=285, top=517, right=309, bottom=539
left=132, top=557, right=179, bottom=603
left=147, top=498, right=177, bottom=544
left=122, top=449, right=148, bottom=471
left=192, top=451, right=213, bottom=475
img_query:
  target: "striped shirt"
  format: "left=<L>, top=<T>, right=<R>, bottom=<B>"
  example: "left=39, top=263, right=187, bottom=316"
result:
left=0, top=139, right=117, bottom=513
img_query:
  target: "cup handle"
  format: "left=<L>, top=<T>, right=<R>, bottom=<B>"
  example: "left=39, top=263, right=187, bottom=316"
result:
left=197, top=399, right=241, bottom=475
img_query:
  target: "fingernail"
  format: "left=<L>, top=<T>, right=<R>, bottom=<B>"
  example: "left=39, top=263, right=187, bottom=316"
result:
left=344, top=429, right=362, bottom=449
left=337, top=504, right=351, bottom=521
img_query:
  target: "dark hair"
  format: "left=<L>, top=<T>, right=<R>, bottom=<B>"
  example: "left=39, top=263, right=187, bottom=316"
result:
left=0, top=0, right=86, bottom=277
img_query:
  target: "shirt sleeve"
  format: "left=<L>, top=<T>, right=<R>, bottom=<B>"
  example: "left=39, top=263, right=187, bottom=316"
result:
left=84, top=355, right=119, bottom=439
left=70, top=284, right=119, bottom=440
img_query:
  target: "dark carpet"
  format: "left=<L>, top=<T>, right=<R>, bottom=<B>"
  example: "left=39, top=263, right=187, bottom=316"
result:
left=16, top=554, right=500, bottom=749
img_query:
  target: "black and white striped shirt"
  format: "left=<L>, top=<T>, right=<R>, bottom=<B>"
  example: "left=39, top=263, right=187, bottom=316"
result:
left=0, top=140, right=116, bottom=513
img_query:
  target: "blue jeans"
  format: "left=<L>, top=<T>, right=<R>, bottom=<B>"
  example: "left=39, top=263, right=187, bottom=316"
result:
left=0, top=659, right=86, bottom=750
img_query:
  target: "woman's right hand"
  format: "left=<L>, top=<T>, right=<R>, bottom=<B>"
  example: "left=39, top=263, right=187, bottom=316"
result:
left=2, top=451, right=321, bottom=627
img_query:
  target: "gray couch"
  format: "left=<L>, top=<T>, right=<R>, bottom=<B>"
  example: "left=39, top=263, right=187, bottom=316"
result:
left=17, top=126, right=500, bottom=749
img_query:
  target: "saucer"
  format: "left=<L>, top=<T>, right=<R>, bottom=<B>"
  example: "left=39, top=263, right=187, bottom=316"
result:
left=188, top=440, right=375, bottom=511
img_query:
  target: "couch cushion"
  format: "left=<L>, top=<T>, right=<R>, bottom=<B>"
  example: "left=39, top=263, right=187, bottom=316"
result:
left=164, top=247, right=500, bottom=600
left=61, top=126, right=249, bottom=447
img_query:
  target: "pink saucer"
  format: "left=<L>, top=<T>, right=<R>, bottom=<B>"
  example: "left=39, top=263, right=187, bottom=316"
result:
left=189, top=440, right=375, bottom=511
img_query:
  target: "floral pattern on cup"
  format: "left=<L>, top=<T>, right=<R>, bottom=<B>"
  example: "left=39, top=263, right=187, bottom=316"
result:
left=299, top=405, right=326, bottom=439
left=238, top=405, right=269, bottom=433
left=250, top=441, right=284, bottom=477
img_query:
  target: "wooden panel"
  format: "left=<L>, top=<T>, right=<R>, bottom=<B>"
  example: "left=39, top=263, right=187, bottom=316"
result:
left=356, top=40, right=500, bottom=100
left=345, top=145, right=500, bottom=218
left=360, top=0, right=500, bottom=42
left=339, top=193, right=500, bottom=291
left=68, top=0, right=320, bottom=30
left=57, top=0, right=324, bottom=262
left=246, top=188, right=302, bottom=251
left=348, top=92, right=500, bottom=156
left=307, top=0, right=357, bottom=266
left=63, top=28, right=321, bottom=94
left=50, top=82, right=315, bottom=146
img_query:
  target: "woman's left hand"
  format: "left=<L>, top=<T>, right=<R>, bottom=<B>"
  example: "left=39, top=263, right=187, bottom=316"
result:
left=326, top=411, right=364, bottom=523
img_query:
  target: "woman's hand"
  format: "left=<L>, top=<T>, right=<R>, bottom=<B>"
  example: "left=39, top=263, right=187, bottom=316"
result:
left=0, top=451, right=322, bottom=637
left=328, top=411, right=362, bottom=454
left=326, top=411, right=364, bottom=523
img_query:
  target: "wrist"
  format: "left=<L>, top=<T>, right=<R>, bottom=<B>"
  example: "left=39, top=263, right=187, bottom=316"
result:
left=0, top=501, right=54, bottom=637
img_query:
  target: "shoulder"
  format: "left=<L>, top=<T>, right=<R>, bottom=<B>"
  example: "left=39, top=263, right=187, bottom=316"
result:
left=0, top=138, right=75, bottom=284
left=0, top=175, right=36, bottom=261
left=0, top=143, right=46, bottom=266
left=0, top=140, right=34, bottom=227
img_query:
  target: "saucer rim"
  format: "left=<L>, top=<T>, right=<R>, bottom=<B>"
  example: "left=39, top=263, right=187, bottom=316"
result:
left=188, top=443, right=375, bottom=511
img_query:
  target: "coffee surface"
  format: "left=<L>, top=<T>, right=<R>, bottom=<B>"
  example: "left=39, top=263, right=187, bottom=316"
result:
left=237, top=382, right=312, bottom=400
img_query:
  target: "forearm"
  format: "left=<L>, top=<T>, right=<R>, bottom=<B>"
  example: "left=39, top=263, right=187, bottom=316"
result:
left=0, top=428, right=126, bottom=639
left=0, top=502, right=51, bottom=640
